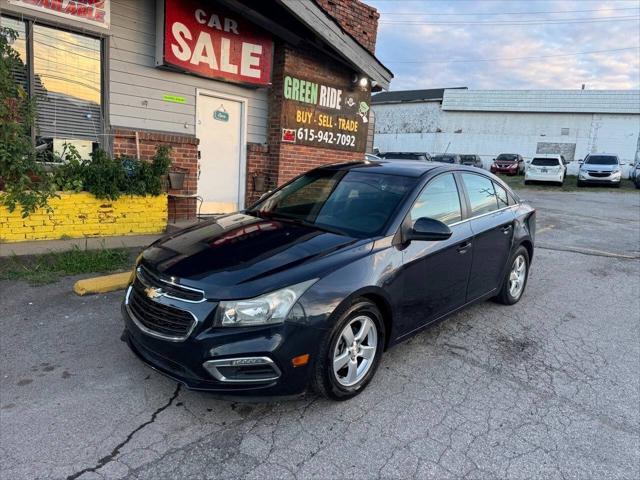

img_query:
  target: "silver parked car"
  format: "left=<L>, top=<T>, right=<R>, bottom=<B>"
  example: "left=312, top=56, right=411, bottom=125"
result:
left=577, top=154, right=623, bottom=187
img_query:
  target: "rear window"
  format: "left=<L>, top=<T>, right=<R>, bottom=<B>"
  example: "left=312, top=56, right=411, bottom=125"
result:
left=380, top=152, right=426, bottom=161
left=585, top=155, right=618, bottom=165
left=433, top=155, right=456, bottom=163
left=531, top=158, right=561, bottom=166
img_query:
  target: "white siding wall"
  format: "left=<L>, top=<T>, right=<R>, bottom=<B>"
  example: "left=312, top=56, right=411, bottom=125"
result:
left=373, top=102, right=640, bottom=174
left=108, top=0, right=268, bottom=142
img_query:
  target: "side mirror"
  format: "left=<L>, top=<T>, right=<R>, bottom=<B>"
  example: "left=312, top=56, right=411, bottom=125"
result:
left=578, top=159, right=584, bottom=164
left=406, top=217, right=452, bottom=242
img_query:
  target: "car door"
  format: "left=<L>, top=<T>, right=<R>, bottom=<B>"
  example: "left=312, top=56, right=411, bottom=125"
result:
left=398, top=173, right=474, bottom=335
left=460, top=173, right=516, bottom=301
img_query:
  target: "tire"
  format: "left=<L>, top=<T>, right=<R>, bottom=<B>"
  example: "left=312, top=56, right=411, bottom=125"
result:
left=494, top=246, right=530, bottom=305
left=312, top=299, right=385, bottom=400
left=577, top=180, right=585, bottom=187
left=559, top=175, right=565, bottom=186
left=524, top=180, right=530, bottom=185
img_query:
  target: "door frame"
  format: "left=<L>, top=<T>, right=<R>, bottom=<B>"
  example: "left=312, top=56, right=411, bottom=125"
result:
left=195, top=88, right=248, bottom=210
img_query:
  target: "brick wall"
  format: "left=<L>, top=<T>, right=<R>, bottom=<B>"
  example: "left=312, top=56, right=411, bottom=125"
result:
left=112, top=129, right=199, bottom=220
left=315, top=0, right=380, bottom=53
left=0, top=193, right=167, bottom=242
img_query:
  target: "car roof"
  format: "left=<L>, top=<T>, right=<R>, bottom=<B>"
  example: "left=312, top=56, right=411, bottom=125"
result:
left=318, top=160, right=482, bottom=178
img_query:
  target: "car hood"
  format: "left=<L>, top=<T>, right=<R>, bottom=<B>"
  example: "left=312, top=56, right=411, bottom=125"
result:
left=139, top=213, right=362, bottom=298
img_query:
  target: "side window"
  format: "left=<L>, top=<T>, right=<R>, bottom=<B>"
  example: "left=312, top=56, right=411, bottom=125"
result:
left=461, top=173, right=499, bottom=216
left=410, top=174, right=462, bottom=225
left=493, top=182, right=509, bottom=208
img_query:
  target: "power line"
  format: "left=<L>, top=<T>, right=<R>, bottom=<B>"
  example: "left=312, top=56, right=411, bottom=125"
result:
left=383, top=47, right=639, bottom=64
left=380, top=15, right=640, bottom=25
left=380, top=7, right=640, bottom=16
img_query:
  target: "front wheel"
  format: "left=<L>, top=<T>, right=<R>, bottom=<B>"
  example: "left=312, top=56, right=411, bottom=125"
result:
left=495, top=246, right=530, bottom=305
left=312, top=300, right=385, bottom=400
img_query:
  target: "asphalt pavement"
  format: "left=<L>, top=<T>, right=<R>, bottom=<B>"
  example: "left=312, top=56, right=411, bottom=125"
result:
left=1, top=188, right=639, bottom=480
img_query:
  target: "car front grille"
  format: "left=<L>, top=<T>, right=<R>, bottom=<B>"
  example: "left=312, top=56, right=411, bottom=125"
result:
left=588, top=171, right=610, bottom=178
left=127, top=279, right=197, bottom=341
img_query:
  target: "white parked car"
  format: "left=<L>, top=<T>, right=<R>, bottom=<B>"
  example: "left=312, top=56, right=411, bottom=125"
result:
left=525, top=155, right=566, bottom=186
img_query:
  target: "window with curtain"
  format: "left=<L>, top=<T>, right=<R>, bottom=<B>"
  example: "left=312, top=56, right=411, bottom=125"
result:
left=1, top=16, right=103, bottom=158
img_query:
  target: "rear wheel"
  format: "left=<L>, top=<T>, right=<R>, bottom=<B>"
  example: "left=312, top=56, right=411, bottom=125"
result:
left=312, top=300, right=385, bottom=400
left=577, top=179, right=585, bottom=187
left=495, top=246, right=530, bottom=305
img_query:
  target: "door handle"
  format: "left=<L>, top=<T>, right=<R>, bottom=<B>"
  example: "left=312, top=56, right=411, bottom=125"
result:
left=457, top=241, right=472, bottom=254
left=501, top=225, right=512, bottom=234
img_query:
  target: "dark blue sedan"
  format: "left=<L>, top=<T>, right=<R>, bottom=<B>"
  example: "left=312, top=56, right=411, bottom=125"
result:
left=122, top=160, right=535, bottom=400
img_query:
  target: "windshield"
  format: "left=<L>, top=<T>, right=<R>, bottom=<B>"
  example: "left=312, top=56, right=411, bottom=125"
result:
left=531, top=158, right=561, bottom=166
left=460, top=155, right=475, bottom=163
left=585, top=155, right=618, bottom=165
left=433, top=155, right=456, bottom=163
left=249, top=170, right=417, bottom=238
left=380, top=152, right=425, bottom=161
left=496, top=154, right=518, bottom=162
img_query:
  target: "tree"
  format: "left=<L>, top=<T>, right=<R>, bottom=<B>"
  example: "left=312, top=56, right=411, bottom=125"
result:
left=0, top=26, right=55, bottom=218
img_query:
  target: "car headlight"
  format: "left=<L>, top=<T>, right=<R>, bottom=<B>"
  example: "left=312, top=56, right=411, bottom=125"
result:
left=611, top=168, right=621, bottom=174
left=216, top=279, right=317, bottom=327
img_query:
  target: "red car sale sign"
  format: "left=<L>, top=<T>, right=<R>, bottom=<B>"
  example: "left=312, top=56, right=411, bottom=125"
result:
left=160, top=0, right=273, bottom=86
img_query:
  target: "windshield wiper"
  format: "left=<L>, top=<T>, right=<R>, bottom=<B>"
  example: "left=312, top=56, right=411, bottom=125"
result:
left=254, top=212, right=349, bottom=236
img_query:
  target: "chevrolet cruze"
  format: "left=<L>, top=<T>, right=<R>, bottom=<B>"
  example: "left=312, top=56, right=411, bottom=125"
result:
left=122, top=161, right=535, bottom=400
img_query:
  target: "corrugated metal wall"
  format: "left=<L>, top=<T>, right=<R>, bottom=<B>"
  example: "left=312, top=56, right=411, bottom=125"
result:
left=372, top=101, right=640, bottom=170
left=109, top=0, right=269, bottom=142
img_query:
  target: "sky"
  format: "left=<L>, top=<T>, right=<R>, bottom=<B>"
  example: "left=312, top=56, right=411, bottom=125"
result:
left=368, top=0, right=640, bottom=91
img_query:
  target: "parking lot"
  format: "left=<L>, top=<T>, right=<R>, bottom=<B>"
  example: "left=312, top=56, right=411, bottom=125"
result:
left=1, top=188, right=639, bottom=480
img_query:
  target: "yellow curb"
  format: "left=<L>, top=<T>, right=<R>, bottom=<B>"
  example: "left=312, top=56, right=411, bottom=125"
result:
left=74, top=271, right=133, bottom=296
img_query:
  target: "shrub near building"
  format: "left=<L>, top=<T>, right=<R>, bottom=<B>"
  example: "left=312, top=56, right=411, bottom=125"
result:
left=1, top=146, right=171, bottom=243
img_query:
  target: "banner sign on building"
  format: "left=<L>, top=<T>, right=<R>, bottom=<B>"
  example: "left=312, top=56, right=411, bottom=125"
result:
left=281, top=74, right=370, bottom=152
left=8, top=0, right=110, bottom=28
left=158, top=0, right=273, bottom=86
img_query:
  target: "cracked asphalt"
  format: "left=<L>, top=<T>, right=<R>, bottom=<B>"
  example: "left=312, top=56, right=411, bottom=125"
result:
left=1, top=189, right=639, bottom=480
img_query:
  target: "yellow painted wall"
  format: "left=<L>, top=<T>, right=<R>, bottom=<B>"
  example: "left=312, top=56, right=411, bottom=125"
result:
left=0, top=193, right=167, bottom=242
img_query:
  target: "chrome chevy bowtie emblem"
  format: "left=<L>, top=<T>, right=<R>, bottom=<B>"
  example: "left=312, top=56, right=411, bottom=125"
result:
left=144, top=286, right=163, bottom=299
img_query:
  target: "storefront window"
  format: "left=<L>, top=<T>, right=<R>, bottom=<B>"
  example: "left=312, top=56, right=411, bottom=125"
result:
left=1, top=16, right=27, bottom=90
left=1, top=16, right=103, bottom=158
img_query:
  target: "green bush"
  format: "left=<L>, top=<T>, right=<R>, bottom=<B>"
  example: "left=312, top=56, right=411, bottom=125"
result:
left=52, top=144, right=172, bottom=199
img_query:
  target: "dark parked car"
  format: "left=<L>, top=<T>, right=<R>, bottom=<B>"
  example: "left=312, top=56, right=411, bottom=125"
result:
left=432, top=154, right=462, bottom=164
left=490, top=153, right=525, bottom=175
left=379, top=152, right=431, bottom=162
left=122, top=161, right=535, bottom=400
left=459, top=154, right=483, bottom=168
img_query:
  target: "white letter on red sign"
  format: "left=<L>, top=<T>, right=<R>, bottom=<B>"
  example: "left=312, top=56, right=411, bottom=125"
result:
left=190, top=31, right=219, bottom=69
left=240, top=43, right=262, bottom=78
left=171, top=22, right=192, bottom=61
left=220, top=38, right=238, bottom=74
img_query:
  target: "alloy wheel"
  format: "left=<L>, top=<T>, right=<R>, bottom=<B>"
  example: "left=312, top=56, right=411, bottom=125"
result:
left=508, top=254, right=527, bottom=299
left=333, top=315, right=378, bottom=387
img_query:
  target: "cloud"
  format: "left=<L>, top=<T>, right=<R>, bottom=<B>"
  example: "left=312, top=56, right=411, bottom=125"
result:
left=370, top=0, right=640, bottom=90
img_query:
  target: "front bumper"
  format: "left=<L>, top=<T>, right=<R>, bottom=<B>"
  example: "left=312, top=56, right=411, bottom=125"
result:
left=491, top=165, right=519, bottom=175
left=121, top=299, right=323, bottom=396
left=578, top=171, right=621, bottom=184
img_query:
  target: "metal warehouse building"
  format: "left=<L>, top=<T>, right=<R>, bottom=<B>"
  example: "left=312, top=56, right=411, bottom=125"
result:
left=372, top=88, right=640, bottom=173
left=1, top=0, right=391, bottom=219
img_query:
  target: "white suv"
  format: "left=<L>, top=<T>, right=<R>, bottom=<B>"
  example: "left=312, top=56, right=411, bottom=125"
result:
left=578, top=154, right=622, bottom=187
left=525, top=155, right=566, bottom=186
